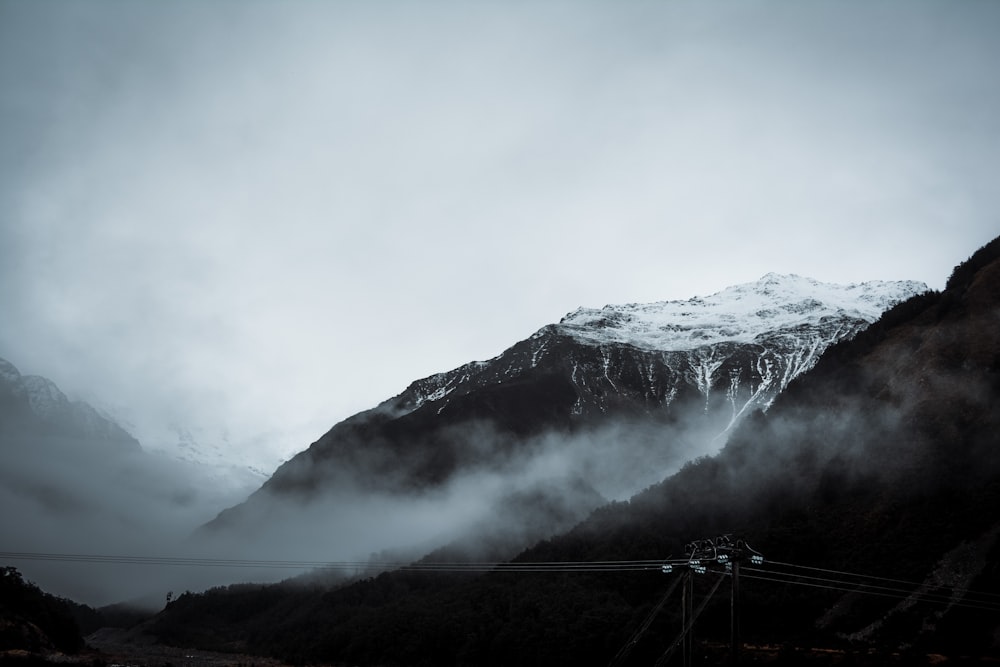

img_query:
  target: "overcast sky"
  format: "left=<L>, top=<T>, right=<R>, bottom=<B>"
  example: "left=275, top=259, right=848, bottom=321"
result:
left=1, top=0, right=998, bottom=470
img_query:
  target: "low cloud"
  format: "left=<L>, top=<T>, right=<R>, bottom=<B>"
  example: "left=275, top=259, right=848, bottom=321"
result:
left=190, top=402, right=732, bottom=582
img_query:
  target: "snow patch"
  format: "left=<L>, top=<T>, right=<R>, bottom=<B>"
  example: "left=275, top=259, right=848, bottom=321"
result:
left=556, top=274, right=926, bottom=352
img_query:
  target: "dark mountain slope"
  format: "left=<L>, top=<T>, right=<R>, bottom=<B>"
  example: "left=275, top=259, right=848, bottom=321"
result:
left=242, top=275, right=923, bottom=499
left=147, top=238, right=1000, bottom=664
left=529, top=236, right=1000, bottom=655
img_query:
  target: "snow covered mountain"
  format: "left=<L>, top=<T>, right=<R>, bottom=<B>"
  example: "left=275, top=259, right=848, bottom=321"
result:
left=401, top=273, right=925, bottom=433
left=201, top=274, right=926, bottom=562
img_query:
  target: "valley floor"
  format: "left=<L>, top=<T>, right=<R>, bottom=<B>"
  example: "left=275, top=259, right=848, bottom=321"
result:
left=14, top=638, right=990, bottom=667
left=0, top=632, right=294, bottom=667
left=86, top=631, right=292, bottom=667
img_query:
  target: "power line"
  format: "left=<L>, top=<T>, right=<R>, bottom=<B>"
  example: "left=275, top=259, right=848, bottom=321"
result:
left=766, top=560, right=1000, bottom=601
left=0, top=551, right=683, bottom=573
left=4, top=550, right=998, bottom=613
left=740, top=571, right=1000, bottom=613
left=748, top=566, right=1000, bottom=609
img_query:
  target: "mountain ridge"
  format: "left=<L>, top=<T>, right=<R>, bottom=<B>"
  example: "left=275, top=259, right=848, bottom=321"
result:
left=399, top=274, right=925, bottom=419
left=387, top=275, right=918, bottom=419
left=200, top=274, right=925, bottom=564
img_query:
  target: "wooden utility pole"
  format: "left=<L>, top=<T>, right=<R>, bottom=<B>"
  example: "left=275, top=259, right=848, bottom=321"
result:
left=660, top=535, right=762, bottom=667
left=730, top=559, right=741, bottom=666
left=682, top=570, right=693, bottom=667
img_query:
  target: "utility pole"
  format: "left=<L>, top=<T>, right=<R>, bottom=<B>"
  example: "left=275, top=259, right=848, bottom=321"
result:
left=730, top=558, right=740, bottom=666
left=682, top=570, right=693, bottom=667
left=679, top=535, right=763, bottom=667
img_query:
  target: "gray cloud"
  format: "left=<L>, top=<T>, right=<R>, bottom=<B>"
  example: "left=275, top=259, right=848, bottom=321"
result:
left=1, top=0, right=998, bottom=470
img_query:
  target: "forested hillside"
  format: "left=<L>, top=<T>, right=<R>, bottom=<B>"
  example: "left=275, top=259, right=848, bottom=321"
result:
left=0, top=567, right=85, bottom=656
left=146, top=237, right=1000, bottom=665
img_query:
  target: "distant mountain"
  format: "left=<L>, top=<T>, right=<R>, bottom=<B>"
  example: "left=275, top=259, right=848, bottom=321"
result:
left=200, top=274, right=924, bottom=561
left=150, top=238, right=1000, bottom=666
left=0, top=356, right=139, bottom=450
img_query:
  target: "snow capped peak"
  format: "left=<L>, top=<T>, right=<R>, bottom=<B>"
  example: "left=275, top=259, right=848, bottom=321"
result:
left=713, top=274, right=927, bottom=320
left=401, top=274, right=927, bottom=418
left=557, top=274, right=927, bottom=352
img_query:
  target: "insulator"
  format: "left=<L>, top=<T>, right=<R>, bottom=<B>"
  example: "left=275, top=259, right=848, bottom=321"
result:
left=661, top=564, right=673, bottom=574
